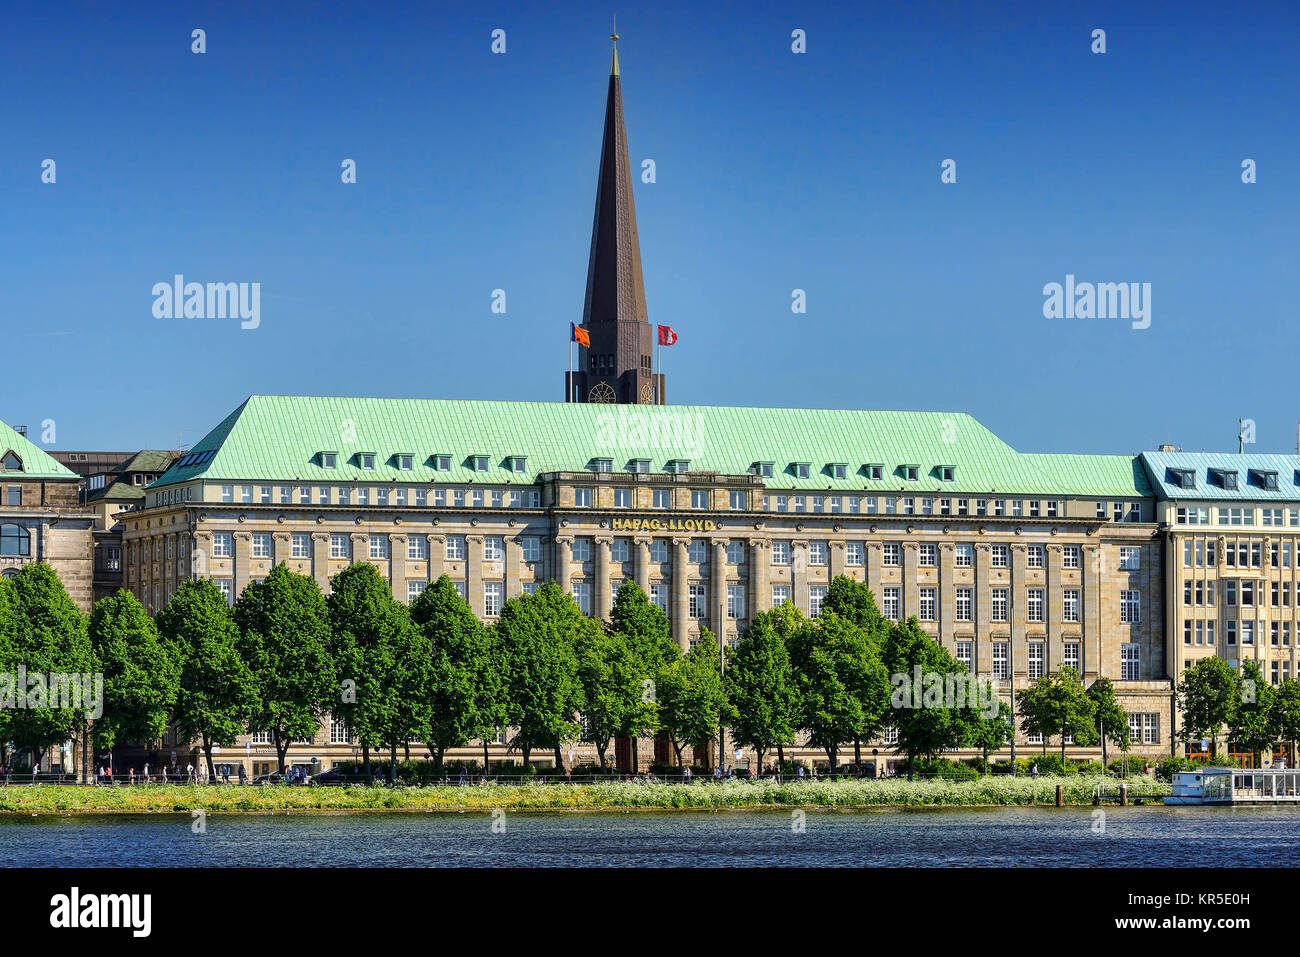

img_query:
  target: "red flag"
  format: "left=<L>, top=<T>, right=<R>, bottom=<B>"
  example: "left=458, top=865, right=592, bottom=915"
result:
left=570, top=322, right=590, bottom=348
left=657, top=324, right=677, bottom=346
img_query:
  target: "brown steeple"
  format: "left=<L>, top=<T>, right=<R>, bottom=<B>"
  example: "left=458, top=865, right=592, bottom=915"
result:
left=566, top=27, right=665, bottom=405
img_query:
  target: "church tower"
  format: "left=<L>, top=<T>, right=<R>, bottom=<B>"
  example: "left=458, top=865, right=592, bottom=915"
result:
left=565, top=29, right=666, bottom=405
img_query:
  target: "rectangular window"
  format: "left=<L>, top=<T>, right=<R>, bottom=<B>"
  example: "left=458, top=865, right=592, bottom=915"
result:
left=991, top=545, right=1009, bottom=568
left=1063, top=589, right=1080, bottom=622
left=484, top=581, right=503, bottom=616
left=1062, top=545, right=1080, bottom=568
left=445, top=535, right=466, bottom=561
left=992, top=588, right=1009, bottom=622
left=919, top=543, right=937, bottom=567
left=1028, top=642, right=1045, bottom=679
left=215, top=579, right=234, bottom=606
left=955, top=587, right=972, bottom=621
left=688, top=540, right=707, bottom=563
left=369, top=535, right=390, bottom=560
left=1026, top=545, right=1044, bottom=568
left=251, top=533, right=272, bottom=559
left=291, top=533, right=311, bottom=559
left=727, top=585, right=745, bottom=619
left=882, top=586, right=900, bottom=620
left=846, top=541, right=864, bottom=566
left=408, top=536, right=428, bottom=560
left=772, top=585, right=790, bottom=606
left=484, top=536, right=504, bottom=561
left=1120, top=590, right=1140, bottom=623
left=691, top=490, right=708, bottom=509
left=609, top=538, right=630, bottom=563
left=571, top=537, right=592, bottom=563
left=882, top=543, right=901, bottom=566
left=212, top=532, right=233, bottom=558
left=650, top=539, right=669, bottom=563
left=918, top=587, right=936, bottom=621
left=810, top=585, right=827, bottom=618
left=726, top=541, right=745, bottom=564
left=612, top=488, right=632, bottom=509
left=688, top=584, right=706, bottom=619
left=650, top=583, right=668, bottom=614
left=521, top=536, right=541, bottom=562
left=1121, top=644, right=1140, bottom=680
left=808, top=541, right=827, bottom=566
left=772, top=540, right=791, bottom=565
left=572, top=582, right=591, bottom=616
left=1027, top=588, right=1044, bottom=622
left=407, top=581, right=427, bottom=602
left=653, top=489, right=671, bottom=509
left=954, top=544, right=973, bottom=568
left=1064, top=642, right=1080, bottom=672
left=1119, top=547, right=1140, bottom=571
left=992, top=643, right=1009, bottom=680
left=956, top=642, right=973, bottom=673
left=574, top=488, right=593, bottom=508
left=330, top=534, right=351, bottom=560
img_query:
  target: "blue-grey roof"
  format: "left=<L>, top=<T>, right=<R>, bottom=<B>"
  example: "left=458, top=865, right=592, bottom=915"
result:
left=1140, top=451, right=1300, bottom=501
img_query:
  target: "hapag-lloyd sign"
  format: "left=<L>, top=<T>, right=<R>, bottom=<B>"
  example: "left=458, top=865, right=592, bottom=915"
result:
left=609, top=516, right=717, bottom=532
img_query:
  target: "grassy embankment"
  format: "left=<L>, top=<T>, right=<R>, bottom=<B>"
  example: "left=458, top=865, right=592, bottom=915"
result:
left=0, top=777, right=1169, bottom=813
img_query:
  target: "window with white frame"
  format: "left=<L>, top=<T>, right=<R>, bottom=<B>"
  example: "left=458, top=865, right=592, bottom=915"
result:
left=846, top=541, right=864, bottom=566
left=1027, top=588, right=1044, bottom=622
left=1120, top=590, right=1140, bottom=623
left=882, top=586, right=900, bottom=620
left=955, top=587, right=972, bottom=621
left=369, top=535, right=390, bottom=560
left=521, top=536, right=541, bottom=562
left=445, top=536, right=466, bottom=561
left=1063, top=589, right=1080, bottom=622
left=330, top=533, right=351, bottom=560
left=918, top=587, right=936, bottom=621
left=882, top=543, right=901, bottom=566
left=991, top=545, right=1009, bottom=567
left=650, top=583, right=668, bottom=613
left=726, top=541, right=745, bottom=564
left=771, top=540, right=791, bottom=565
left=808, top=541, right=827, bottom=566
left=1121, top=644, right=1140, bottom=680
left=1026, top=545, right=1044, bottom=568
left=215, top=579, right=234, bottom=606
left=1063, top=545, right=1080, bottom=568
left=1028, top=642, right=1045, bottom=679
left=484, top=536, right=504, bottom=561
left=291, top=533, right=311, bottom=559
left=956, top=641, right=973, bottom=673
left=991, top=588, right=1008, bottom=622
left=992, top=642, right=1009, bottom=679
left=571, top=537, right=592, bottom=563
left=954, top=543, right=973, bottom=567
left=408, top=536, right=428, bottom=560
left=572, top=581, right=591, bottom=616
left=1064, top=642, right=1080, bottom=673
left=650, top=539, right=668, bottom=563
left=688, top=584, right=706, bottom=619
left=613, top=488, right=632, bottom=509
left=919, top=543, right=937, bottom=567
left=611, top=538, right=631, bottom=563
left=810, top=585, right=827, bottom=618
left=329, top=716, right=351, bottom=744
left=687, top=540, right=706, bottom=563
left=212, top=532, right=233, bottom=558
left=574, top=488, right=593, bottom=508
left=727, top=585, right=745, bottom=619
left=484, top=581, right=503, bottom=616
left=407, top=580, right=427, bottom=601
left=1119, top=547, right=1140, bottom=571
left=772, top=585, right=790, bottom=606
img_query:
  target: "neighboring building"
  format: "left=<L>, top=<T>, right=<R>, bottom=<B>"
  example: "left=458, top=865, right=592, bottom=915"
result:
left=80, top=450, right=181, bottom=601
left=0, top=419, right=95, bottom=612
left=49, top=450, right=137, bottom=487
left=122, top=398, right=1171, bottom=771
left=1141, top=449, right=1300, bottom=764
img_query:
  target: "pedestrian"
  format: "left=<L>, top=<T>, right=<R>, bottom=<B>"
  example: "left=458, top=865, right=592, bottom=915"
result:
left=238, top=764, right=247, bottom=785
left=104, top=765, right=112, bottom=785
left=797, top=765, right=804, bottom=781
left=1031, top=762, right=1039, bottom=777
left=129, top=768, right=135, bottom=785
left=142, top=762, right=150, bottom=783
left=186, top=762, right=195, bottom=784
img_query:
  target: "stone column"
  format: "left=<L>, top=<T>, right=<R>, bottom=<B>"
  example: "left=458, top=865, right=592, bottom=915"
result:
left=634, top=538, right=651, bottom=594
left=466, top=535, right=484, bottom=617
left=311, top=532, right=330, bottom=592
left=233, top=531, right=252, bottom=598
left=390, top=533, right=407, bottom=603
left=672, top=537, right=691, bottom=650
left=272, top=530, right=292, bottom=568
left=594, top=536, right=613, bottom=620
left=1011, top=543, right=1028, bottom=681
left=748, top=539, right=767, bottom=615
left=555, top=536, right=573, bottom=594
left=1083, top=542, right=1102, bottom=680
left=828, top=539, right=846, bottom=580
left=506, top=536, right=522, bottom=597
left=866, top=541, right=883, bottom=597
left=350, top=532, right=368, bottom=571
left=711, top=539, right=729, bottom=643
left=938, top=542, right=955, bottom=648
left=428, top=534, right=445, bottom=584
left=975, top=542, right=993, bottom=674
left=1046, top=543, right=1064, bottom=672
left=791, top=539, right=810, bottom=612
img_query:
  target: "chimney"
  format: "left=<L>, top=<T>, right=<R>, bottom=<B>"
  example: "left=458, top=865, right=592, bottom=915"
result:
left=14, top=425, right=27, bottom=437
left=1157, top=444, right=1175, bottom=452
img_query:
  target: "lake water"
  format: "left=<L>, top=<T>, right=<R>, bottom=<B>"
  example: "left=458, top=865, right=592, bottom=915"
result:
left=3, top=806, right=1299, bottom=867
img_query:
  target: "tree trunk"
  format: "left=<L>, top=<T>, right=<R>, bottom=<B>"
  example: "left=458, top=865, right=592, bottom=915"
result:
left=274, top=730, right=288, bottom=777
left=389, top=742, right=397, bottom=784
left=203, top=737, right=216, bottom=781
left=596, top=745, right=606, bottom=770
left=554, top=744, right=564, bottom=774
left=521, top=743, right=531, bottom=769
left=433, top=746, right=444, bottom=776
left=671, top=738, right=684, bottom=770
left=362, top=743, right=371, bottom=777
left=854, top=738, right=862, bottom=769
left=404, top=743, right=410, bottom=763
left=482, top=740, right=490, bottom=775
left=631, top=737, right=639, bottom=774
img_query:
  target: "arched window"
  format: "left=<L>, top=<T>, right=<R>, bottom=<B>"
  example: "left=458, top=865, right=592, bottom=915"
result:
left=1, top=568, right=17, bottom=579
left=0, top=524, right=30, bottom=557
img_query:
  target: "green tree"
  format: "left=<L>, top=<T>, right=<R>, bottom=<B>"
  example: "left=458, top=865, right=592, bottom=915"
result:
left=157, top=579, right=257, bottom=779
left=1087, top=677, right=1130, bottom=766
left=961, top=694, right=1014, bottom=772
left=1016, top=667, right=1097, bottom=759
left=410, top=575, right=502, bottom=774
left=233, top=564, right=336, bottom=775
left=1273, top=678, right=1300, bottom=765
left=820, top=576, right=891, bottom=766
left=1175, top=655, right=1239, bottom=758
left=656, top=633, right=726, bottom=768
left=723, top=610, right=798, bottom=774
left=1228, top=659, right=1277, bottom=765
left=883, top=617, right=971, bottom=777
left=575, top=624, right=643, bottom=769
left=89, top=589, right=179, bottom=754
left=608, top=580, right=676, bottom=771
left=0, top=575, right=18, bottom=767
left=494, top=582, right=584, bottom=769
left=1, top=563, right=95, bottom=770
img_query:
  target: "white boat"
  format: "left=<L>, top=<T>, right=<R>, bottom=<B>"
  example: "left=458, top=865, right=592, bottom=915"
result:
left=1165, top=767, right=1300, bottom=805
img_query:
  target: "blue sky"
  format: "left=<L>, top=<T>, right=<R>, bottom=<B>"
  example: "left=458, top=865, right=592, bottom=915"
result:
left=2, top=0, right=1296, bottom=456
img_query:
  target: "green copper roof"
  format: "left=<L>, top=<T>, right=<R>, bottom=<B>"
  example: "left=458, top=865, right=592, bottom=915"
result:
left=0, top=419, right=78, bottom=479
left=1141, top=450, right=1300, bottom=502
left=149, top=396, right=1150, bottom=499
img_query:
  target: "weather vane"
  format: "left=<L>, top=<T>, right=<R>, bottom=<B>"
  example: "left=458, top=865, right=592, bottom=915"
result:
left=611, top=14, right=618, bottom=44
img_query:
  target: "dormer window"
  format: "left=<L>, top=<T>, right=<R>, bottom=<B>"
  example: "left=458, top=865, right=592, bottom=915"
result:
left=433, top=454, right=451, bottom=471
left=1209, top=468, right=1237, bottom=490
left=793, top=463, right=811, bottom=480
left=394, top=454, right=414, bottom=471
left=903, top=465, right=921, bottom=481
left=829, top=463, right=848, bottom=480
left=1248, top=468, right=1278, bottom=490
left=472, top=455, right=489, bottom=472
left=864, top=464, right=884, bottom=481
left=1, top=451, right=21, bottom=472
left=358, top=453, right=376, bottom=470
left=1167, top=468, right=1195, bottom=489
left=935, top=465, right=956, bottom=482
left=667, top=459, right=690, bottom=474
left=629, top=459, right=651, bottom=473
left=509, top=456, right=527, bottom=473
left=590, top=458, right=613, bottom=473
left=320, top=452, right=338, bottom=470
left=751, top=462, right=774, bottom=478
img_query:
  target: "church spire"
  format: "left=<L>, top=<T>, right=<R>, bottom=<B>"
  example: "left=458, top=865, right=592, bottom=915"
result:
left=566, top=28, right=665, bottom=405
